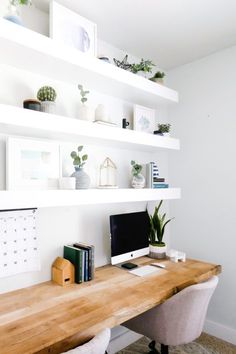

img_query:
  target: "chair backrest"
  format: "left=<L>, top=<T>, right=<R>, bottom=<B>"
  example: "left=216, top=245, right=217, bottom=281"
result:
left=62, top=328, right=110, bottom=354
left=150, top=276, right=218, bottom=346
left=123, top=276, right=218, bottom=346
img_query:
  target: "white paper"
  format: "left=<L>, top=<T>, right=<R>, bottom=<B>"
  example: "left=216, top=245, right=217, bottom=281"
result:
left=0, top=209, right=40, bottom=278
left=129, top=265, right=163, bottom=277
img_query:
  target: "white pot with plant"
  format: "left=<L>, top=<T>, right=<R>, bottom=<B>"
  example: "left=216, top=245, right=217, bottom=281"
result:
left=78, top=84, right=94, bottom=121
left=37, top=86, right=57, bottom=114
left=131, top=160, right=145, bottom=188
left=155, top=123, right=171, bottom=137
left=4, top=0, right=31, bottom=25
left=149, top=71, right=165, bottom=84
left=149, top=200, right=173, bottom=259
left=70, top=145, right=90, bottom=189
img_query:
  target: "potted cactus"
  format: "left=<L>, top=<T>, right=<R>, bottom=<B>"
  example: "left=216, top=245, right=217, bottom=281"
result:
left=37, top=86, right=57, bottom=114
left=70, top=145, right=90, bottom=189
left=78, top=84, right=94, bottom=121
left=4, top=0, right=32, bottom=25
left=149, top=200, right=173, bottom=259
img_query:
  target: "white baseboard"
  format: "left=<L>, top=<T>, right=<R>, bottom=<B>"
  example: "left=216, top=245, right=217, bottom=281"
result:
left=204, top=319, right=236, bottom=345
left=107, top=326, right=142, bottom=354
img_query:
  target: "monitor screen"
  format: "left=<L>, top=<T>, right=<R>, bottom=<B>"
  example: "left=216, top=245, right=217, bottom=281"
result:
left=110, top=210, right=150, bottom=265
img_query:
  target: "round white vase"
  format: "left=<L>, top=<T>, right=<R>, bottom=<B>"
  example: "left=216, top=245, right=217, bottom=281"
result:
left=41, top=101, right=56, bottom=114
left=71, top=167, right=90, bottom=189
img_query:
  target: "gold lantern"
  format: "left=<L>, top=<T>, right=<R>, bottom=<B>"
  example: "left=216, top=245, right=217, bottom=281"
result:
left=99, top=157, right=118, bottom=188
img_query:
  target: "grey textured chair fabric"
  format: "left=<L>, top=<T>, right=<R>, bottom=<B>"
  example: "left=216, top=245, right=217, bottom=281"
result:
left=123, top=276, right=218, bottom=351
left=62, top=328, right=110, bottom=354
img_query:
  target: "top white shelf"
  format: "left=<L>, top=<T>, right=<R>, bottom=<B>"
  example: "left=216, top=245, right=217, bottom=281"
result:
left=0, top=19, right=178, bottom=108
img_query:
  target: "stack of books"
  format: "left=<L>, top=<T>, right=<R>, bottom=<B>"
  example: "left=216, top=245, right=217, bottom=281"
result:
left=146, top=162, right=169, bottom=188
left=64, top=242, right=95, bottom=284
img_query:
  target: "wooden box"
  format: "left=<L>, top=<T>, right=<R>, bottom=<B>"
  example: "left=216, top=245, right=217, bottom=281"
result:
left=52, top=257, right=75, bottom=286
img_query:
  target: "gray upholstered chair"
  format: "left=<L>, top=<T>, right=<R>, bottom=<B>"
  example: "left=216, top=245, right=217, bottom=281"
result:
left=62, top=328, right=110, bottom=354
left=123, top=276, right=218, bottom=354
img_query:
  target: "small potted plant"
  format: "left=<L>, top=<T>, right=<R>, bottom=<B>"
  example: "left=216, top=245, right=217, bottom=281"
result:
left=149, top=71, right=165, bottom=84
left=4, top=0, right=32, bottom=25
left=131, top=160, right=145, bottom=188
left=70, top=145, right=90, bottom=189
left=154, top=123, right=171, bottom=137
left=149, top=200, right=173, bottom=259
left=130, top=59, right=155, bottom=78
left=37, top=86, right=57, bottom=114
left=78, top=84, right=94, bottom=121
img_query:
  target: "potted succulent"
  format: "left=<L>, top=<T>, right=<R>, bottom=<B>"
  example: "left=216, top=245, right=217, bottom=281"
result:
left=149, top=200, right=173, bottom=259
left=149, top=71, right=165, bottom=84
left=70, top=145, right=90, bottom=189
left=78, top=84, right=94, bottom=121
left=37, top=86, right=57, bottom=114
left=154, top=123, right=171, bottom=137
left=131, top=160, right=145, bottom=188
left=130, top=58, right=155, bottom=78
left=4, top=0, right=32, bottom=25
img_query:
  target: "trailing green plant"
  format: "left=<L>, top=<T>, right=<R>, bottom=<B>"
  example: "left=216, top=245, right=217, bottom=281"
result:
left=10, top=0, right=32, bottom=6
left=157, top=123, right=171, bottom=133
left=70, top=146, right=88, bottom=168
left=78, top=84, right=89, bottom=104
left=131, top=58, right=155, bottom=74
left=152, top=71, right=165, bottom=79
left=37, top=86, right=57, bottom=102
left=131, top=160, right=142, bottom=176
left=149, top=200, right=173, bottom=246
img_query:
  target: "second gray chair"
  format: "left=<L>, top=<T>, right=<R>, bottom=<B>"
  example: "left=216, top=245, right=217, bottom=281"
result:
left=123, top=276, right=218, bottom=354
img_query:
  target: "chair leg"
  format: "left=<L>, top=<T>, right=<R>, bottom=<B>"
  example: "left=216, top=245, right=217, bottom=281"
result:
left=161, top=344, right=169, bottom=354
left=148, top=340, right=160, bottom=353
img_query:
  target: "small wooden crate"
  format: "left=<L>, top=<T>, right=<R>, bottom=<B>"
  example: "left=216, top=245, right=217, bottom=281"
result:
left=52, top=257, right=75, bottom=286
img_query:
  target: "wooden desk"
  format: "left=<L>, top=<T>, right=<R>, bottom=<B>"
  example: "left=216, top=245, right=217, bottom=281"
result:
left=0, top=257, right=221, bottom=354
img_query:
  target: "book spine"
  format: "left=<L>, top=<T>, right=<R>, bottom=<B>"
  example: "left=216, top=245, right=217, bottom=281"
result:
left=84, top=250, right=89, bottom=281
left=152, top=183, right=169, bottom=188
left=90, top=245, right=95, bottom=280
left=64, top=246, right=83, bottom=283
left=73, top=243, right=94, bottom=281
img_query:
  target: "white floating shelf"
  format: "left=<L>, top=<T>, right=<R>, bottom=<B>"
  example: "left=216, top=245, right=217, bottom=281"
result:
left=0, top=19, right=178, bottom=108
left=0, top=188, right=181, bottom=209
left=0, top=104, right=180, bottom=151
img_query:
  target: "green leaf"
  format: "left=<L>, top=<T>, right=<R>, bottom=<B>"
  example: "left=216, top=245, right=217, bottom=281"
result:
left=70, top=151, right=77, bottom=158
left=77, top=146, right=83, bottom=152
left=82, top=154, right=88, bottom=161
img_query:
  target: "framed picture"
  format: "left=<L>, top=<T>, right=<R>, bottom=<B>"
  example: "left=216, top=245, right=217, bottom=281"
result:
left=6, top=137, right=60, bottom=190
left=133, top=105, right=156, bottom=133
left=50, top=1, right=97, bottom=57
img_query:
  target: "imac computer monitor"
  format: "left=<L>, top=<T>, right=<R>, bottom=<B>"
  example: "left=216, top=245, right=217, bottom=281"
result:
left=110, top=210, right=150, bottom=265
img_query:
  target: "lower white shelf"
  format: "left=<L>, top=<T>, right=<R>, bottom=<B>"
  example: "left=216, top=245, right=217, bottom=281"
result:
left=0, top=188, right=181, bottom=209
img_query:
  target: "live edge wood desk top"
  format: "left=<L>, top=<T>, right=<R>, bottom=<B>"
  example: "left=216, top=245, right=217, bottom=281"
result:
left=0, top=257, right=221, bottom=354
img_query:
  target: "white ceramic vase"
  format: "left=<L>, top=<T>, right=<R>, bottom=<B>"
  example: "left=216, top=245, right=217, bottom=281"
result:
left=131, top=173, right=145, bottom=188
left=41, top=101, right=56, bottom=114
left=71, top=167, right=90, bottom=189
left=78, top=104, right=94, bottom=121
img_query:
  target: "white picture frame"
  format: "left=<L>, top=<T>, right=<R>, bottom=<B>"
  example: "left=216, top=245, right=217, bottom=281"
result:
left=50, top=1, right=97, bottom=57
left=133, top=105, right=156, bottom=133
left=7, top=137, right=60, bottom=190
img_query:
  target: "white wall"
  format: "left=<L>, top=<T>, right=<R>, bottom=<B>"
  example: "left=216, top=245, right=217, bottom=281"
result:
left=167, top=45, right=236, bottom=344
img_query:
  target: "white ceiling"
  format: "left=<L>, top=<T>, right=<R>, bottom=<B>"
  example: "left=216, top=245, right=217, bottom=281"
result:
left=35, top=0, right=236, bottom=69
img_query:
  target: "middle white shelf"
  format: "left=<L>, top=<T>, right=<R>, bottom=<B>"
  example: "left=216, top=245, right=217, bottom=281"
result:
left=0, top=188, right=181, bottom=209
left=0, top=104, right=180, bottom=151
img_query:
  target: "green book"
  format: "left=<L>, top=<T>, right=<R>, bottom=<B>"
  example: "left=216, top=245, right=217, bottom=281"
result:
left=64, top=245, right=83, bottom=283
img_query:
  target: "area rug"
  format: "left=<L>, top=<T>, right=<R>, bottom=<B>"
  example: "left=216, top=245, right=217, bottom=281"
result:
left=116, top=333, right=236, bottom=354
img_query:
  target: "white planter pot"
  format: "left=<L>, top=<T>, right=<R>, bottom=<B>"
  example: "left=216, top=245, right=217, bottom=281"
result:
left=149, top=244, right=167, bottom=259
left=78, top=105, right=94, bottom=121
left=41, top=101, right=56, bottom=114
left=131, top=173, right=145, bottom=188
